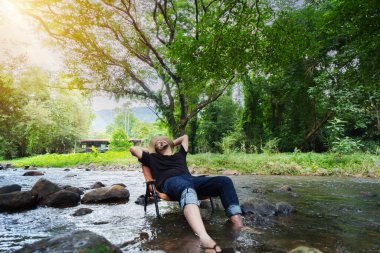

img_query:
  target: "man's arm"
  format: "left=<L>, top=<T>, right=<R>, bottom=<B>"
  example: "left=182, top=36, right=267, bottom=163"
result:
left=173, top=134, right=189, bottom=152
left=130, top=146, right=149, bottom=159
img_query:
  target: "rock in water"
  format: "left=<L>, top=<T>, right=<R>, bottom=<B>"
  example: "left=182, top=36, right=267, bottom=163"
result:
left=0, top=191, right=37, bottom=212
left=134, top=194, right=155, bottom=206
left=72, top=208, right=93, bottom=216
left=13, top=230, right=122, bottom=253
left=276, top=202, right=295, bottom=215
left=82, top=185, right=130, bottom=204
left=91, top=181, right=106, bottom=189
left=274, top=185, right=292, bottom=192
left=0, top=184, right=22, bottom=194
left=241, top=200, right=277, bottom=217
left=288, top=246, right=323, bottom=253
left=31, top=178, right=61, bottom=203
left=23, top=171, right=44, bottom=176
left=40, top=190, right=80, bottom=208
left=63, top=186, right=84, bottom=195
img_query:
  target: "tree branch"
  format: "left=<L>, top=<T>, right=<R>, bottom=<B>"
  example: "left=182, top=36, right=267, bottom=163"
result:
left=200, top=0, right=217, bottom=12
left=101, top=0, right=181, bottom=85
left=184, top=76, right=235, bottom=127
left=195, top=0, right=199, bottom=40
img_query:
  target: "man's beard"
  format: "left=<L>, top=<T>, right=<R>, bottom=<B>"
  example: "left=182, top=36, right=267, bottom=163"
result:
left=156, top=143, right=169, bottom=152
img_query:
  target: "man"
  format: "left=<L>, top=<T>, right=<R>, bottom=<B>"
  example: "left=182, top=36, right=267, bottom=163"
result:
left=130, top=134, right=243, bottom=252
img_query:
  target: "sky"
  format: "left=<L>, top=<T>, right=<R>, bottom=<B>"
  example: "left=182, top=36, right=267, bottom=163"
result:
left=0, top=0, right=133, bottom=111
left=0, top=0, right=62, bottom=71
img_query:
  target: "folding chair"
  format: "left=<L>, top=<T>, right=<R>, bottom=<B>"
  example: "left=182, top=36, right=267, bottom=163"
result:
left=142, top=165, right=215, bottom=218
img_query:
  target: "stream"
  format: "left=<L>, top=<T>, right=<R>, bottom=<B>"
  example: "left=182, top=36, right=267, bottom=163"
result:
left=0, top=168, right=379, bottom=253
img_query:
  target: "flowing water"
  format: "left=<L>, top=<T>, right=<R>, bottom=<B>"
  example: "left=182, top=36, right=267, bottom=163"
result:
left=0, top=168, right=379, bottom=253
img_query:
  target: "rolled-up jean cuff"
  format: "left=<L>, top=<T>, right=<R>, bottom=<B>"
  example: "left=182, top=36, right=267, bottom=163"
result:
left=180, top=188, right=199, bottom=209
left=226, top=204, right=242, bottom=217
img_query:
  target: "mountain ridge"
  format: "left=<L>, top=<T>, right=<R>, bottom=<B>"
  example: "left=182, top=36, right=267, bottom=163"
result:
left=91, top=106, right=157, bottom=132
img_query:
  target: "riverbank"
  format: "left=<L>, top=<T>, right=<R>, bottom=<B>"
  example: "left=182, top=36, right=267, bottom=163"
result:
left=1, top=151, right=379, bottom=177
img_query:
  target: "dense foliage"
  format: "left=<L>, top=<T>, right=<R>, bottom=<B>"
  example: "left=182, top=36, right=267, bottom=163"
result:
left=191, top=0, right=379, bottom=153
left=8, top=0, right=379, bottom=155
left=0, top=65, right=92, bottom=159
left=21, top=0, right=268, bottom=135
left=109, top=128, right=132, bottom=151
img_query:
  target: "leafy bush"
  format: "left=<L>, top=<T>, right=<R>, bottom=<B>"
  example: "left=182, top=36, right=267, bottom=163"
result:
left=331, top=137, right=363, bottom=154
left=261, top=138, right=280, bottom=154
left=109, top=128, right=132, bottom=151
left=325, top=117, right=346, bottom=149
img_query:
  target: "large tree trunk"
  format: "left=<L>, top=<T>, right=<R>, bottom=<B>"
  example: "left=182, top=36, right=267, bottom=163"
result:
left=301, top=111, right=332, bottom=150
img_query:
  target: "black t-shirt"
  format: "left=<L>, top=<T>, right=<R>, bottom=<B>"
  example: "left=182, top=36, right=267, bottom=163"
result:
left=139, top=145, right=190, bottom=191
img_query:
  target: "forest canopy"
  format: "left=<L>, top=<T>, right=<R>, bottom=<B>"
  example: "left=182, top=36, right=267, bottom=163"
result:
left=1, top=0, right=379, bottom=157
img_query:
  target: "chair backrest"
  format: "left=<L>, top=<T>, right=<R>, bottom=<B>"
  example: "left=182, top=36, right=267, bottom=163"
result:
left=142, top=165, right=171, bottom=200
left=142, top=165, right=154, bottom=182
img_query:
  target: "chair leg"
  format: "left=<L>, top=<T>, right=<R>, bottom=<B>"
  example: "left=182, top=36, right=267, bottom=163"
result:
left=209, top=197, right=215, bottom=214
left=151, top=184, right=160, bottom=218
left=144, top=183, right=150, bottom=213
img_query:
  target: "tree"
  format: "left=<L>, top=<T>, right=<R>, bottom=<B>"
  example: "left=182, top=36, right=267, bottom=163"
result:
left=196, top=93, right=241, bottom=153
left=109, top=128, right=132, bottom=151
left=241, top=0, right=380, bottom=151
left=20, top=0, right=268, bottom=135
left=0, top=64, right=93, bottom=158
left=106, top=104, right=137, bottom=137
left=0, top=68, right=28, bottom=159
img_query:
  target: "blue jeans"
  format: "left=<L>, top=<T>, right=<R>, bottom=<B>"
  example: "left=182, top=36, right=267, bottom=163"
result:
left=162, top=174, right=242, bottom=217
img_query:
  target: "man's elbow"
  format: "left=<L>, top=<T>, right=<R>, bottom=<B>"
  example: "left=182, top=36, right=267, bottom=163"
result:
left=130, top=147, right=136, bottom=156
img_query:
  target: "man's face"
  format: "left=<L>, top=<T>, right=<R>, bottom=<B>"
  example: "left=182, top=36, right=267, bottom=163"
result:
left=155, top=139, right=169, bottom=153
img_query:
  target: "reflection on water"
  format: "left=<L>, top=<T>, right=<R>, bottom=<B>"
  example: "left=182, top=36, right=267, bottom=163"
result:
left=0, top=168, right=379, bottom=253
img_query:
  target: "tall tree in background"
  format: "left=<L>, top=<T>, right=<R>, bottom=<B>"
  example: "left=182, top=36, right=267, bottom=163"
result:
left=0, top=67, right=27, bottom=159
left=0, top=65, right=92, bottom=158
left=241, top=0, right=380, bottom=151
left=196, top=93, right=241, bottom=152
left=20, top=0, right=269, bottom=135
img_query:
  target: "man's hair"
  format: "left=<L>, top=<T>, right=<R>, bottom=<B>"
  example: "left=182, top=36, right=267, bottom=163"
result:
left=149, top=136, right=174, bottom=153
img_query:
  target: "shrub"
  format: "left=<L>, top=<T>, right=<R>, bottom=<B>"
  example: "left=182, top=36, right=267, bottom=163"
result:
left=331, top=137, right=363, bottom=154
left=109, top=128, right=132, bottom=151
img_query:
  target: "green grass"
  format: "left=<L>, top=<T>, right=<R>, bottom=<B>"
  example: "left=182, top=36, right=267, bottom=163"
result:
left=1, top=151, right=379, bottom=177
left=187, top=152, right=380, bottom=176
left=2, top=151, right=137, bottom=168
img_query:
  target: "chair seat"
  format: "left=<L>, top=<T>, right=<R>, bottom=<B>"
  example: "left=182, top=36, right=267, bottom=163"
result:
left=142, top=165, right=214, bottom=217
left=154, top=187, right=211, bottom=201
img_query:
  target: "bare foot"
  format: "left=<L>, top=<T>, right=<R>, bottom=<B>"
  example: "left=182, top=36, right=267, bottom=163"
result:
left=204, top=246, right=222, bottom=253
left=200, top=236, right=221, bottom=253
left=229, top=214, right=244, bottom=230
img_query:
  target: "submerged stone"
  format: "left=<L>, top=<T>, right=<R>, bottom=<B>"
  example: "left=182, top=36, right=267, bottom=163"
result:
left=0, top=191, right=37, bottom=212
left=134, top=194, right=156, bottom=206
left=82, top=185, right=130, bottom=204
left=23, top=171, right=44, bottom=176
left=0, top=184, right=22, bottom=194
left=360, top=191, right=377, bottom=197
left=72, top=208, right=93, bottom=216
left=274, top=185, right=292, bottom=192
left=40, top=190, right=80, bottom=208
left=63, top=185, right=84, bottom=195
left=241, top=200, right=277, bottom=217
left=13, top=230, right=122, bottom=253
left=276, top=202, right=295, bottom=215
left=288, top=246, right=323, bottom=253
left=31, top=178, right=61, bottom=203
left=92, top=181, right=106, bottom=189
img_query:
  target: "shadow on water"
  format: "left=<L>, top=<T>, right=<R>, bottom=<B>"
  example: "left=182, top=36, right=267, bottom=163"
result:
left=0, top=169, right=379, bottom=253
